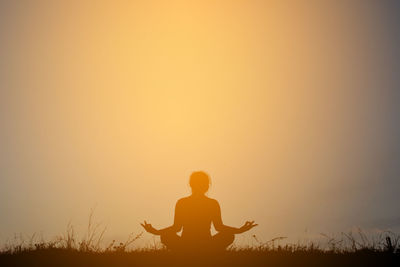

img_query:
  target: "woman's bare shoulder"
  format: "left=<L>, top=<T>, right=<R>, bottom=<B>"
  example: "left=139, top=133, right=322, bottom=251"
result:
left=206, top=197, right=220, bottom=206
left=176, top=196, right=191, bottom=205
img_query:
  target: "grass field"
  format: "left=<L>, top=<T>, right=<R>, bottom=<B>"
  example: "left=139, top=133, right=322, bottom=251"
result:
left=1, top=232, right=399, bottom=266
left=1, top=244, right=399, bottom=267
left=1, top=214, right=399, bottom=266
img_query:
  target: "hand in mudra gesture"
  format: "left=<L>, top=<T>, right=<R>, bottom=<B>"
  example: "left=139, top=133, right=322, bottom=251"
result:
left=238, top=221, right=258, bottom=233
left=140, top=221, right=159, bottom=235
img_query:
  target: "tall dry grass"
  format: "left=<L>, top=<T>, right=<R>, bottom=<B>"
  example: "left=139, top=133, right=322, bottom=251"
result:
left=0, top=211, right=399, bottom=267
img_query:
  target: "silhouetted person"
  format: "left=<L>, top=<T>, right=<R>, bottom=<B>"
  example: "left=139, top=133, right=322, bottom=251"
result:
left=141, top=171, right=257, bottom=252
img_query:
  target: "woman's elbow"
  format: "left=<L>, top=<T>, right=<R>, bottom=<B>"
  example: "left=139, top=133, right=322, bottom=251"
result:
left=173, top=225, right=182, bottom=232
left=214, top=224, right=224, bottom=232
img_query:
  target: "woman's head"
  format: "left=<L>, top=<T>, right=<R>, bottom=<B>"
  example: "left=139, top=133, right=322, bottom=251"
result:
left=189, top=171, right=210, bottom=194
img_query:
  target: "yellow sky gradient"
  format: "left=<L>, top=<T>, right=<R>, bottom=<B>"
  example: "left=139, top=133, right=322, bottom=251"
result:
left=1, top=1, right=399, bottom=246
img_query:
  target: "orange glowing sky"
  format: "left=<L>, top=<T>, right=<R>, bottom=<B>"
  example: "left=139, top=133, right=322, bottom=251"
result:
left=1, top=1, right=400, bottom=246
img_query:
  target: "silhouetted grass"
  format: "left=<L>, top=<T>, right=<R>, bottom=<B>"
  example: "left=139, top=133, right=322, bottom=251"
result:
left=1, top=212, right=399, bottom=266
left=1, top=245, right=399, bottom=267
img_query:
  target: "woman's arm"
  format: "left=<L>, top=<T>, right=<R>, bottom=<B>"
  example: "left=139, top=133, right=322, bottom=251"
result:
left=212, top=204, right=240, bottom=233
left=141, top=200, right=183, bottom=235
left=212, top=201, right=257, bottom=234
left=141, top=220, right=182, bottom=236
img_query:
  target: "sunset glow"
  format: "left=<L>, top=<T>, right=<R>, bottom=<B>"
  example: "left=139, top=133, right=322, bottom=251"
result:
left=1, top=1, right=399, bottom=247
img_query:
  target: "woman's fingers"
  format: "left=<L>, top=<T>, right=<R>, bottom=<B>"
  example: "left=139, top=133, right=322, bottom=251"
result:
left=244, top=220, right=257, bottom=228
left=141, top=220, right=152, bottom=229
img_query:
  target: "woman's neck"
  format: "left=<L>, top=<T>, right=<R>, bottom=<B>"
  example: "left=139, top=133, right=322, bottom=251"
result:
left=191, top=192, right=206, bottom=197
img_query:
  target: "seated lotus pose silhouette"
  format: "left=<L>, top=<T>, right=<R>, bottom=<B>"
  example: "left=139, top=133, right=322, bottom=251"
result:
left=141, top=171, right=257, bottom=251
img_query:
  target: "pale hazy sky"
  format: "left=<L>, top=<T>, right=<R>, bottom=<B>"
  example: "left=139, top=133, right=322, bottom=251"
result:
left=1, top=0, right=399, bottom=247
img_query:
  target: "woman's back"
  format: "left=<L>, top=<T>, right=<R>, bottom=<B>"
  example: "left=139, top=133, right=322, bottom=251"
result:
left=175, top=195, right=219, bottom=241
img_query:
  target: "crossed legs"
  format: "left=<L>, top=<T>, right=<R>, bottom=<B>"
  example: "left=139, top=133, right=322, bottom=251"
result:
left=160, top=231, right=234, bottom=252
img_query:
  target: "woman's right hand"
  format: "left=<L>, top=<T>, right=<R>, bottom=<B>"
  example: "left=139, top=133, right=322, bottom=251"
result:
left=140, top=221, right=160, bottom=235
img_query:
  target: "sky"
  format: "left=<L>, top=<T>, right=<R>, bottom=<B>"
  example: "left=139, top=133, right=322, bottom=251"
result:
left=1, top=0, right=400, bottom=247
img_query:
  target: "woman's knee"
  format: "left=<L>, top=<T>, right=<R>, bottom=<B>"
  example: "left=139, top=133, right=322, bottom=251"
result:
left=213, top=231, right=235, bottom=248
left=160, top=233, right=168, bottom=244
left=160, top=232, right=174, bottom=243
left=224, top=232, right=235, bottom=244
left=160, top=232, right=181, bottom=248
